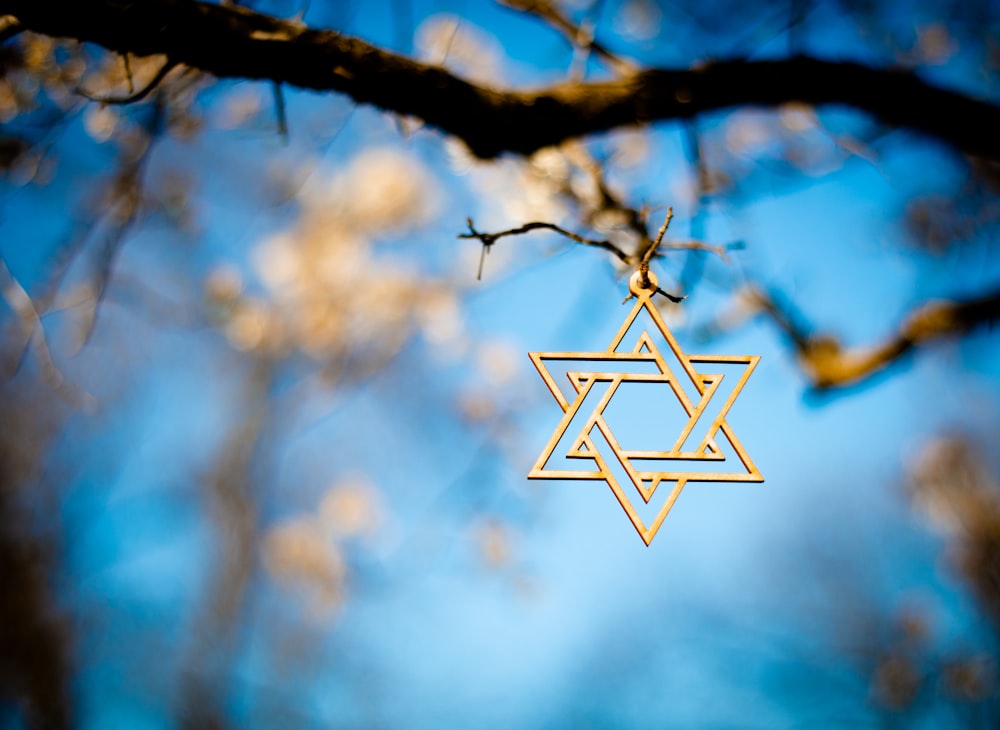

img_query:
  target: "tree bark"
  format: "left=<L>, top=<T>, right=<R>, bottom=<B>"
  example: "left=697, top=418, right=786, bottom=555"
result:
left=4, top=0, right=1000, bottom=160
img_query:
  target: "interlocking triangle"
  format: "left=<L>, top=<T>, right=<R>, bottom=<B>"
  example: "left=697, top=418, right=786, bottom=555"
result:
left=528, top=280, right=763, bottom=545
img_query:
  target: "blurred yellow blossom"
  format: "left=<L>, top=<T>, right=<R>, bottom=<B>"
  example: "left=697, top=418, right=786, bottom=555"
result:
left=263, top=517, right=346, bottom=617
left=204, top=264, right=244, bottom=304
left=915, top=24, right=957, bottom=65
left=614, top=0, right=661, bottom=42
left=212, top=147, right=447, bottom=363
left=475, top=519, right=511, bottom=568
left=320, top=477, right=382, bottom=538
left=83, top=105, right=119, bottom=143
left=475, top=340, right=520, bottom=387
left=213, top=85, right=265, bottom=129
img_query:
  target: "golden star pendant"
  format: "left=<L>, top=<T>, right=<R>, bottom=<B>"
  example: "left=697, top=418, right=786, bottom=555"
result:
left=528, top=271, right=763, bottom=545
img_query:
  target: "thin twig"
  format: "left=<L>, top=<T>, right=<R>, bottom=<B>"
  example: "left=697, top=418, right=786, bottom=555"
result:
left=654, top=286, right=686, bottom=303
left=657, top=238, right=731, bottom=262
left=631, top=206, right=673, bottom=289
left=74, top=99, right=166, bottom=349
left=566, top=17, right=594, bottom=81
left=562, top=141, right=648, bottom=240
left=622, top=285, right=686, bottom=305
left=679, top=122, right=713, bottom=291
left=476, top=238, right=490, bottom=280
left=459, top=218, right=630, bottom=280
left=122, top=53, right=134, bottom=93
left=77, top=58, right=176, bottom=105
left=0, top=256, right=96, bottom=409
left=642, top=205, right=673, bottom=268
left=496, top=0, right=634, bottom=74
left=436, top=16, right=461, bottom=67
left=272, top=81, right=289, bottom=143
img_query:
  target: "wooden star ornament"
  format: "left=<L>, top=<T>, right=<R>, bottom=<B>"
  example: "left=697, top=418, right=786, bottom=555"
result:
left=528, top=270, right=763, bottom=545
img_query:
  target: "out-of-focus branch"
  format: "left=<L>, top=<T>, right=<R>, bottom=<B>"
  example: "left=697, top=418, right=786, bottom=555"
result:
left=74, top=99, right=166, bottom=348
left=0, top=382, right=72, bottom=730
left=909, top=438, right=1000, bottom=634
left=659, top=238, right=732, bottom=260
left=77, top=58, right=177, bottom=104
left=0, top=256, right=95, bottom=409
left=753, top=286, right=1000, bottom=390
left=272, top=81, right=288, bottom=142
left=496, top=0, right=635, bottom=74
left=0, top=13, right=19, bottom=41
left=6, top=0, right=1000, bottom=160
left=560, top=141, right=649, bottom=241
left=179, top=362, right=271, bottom=729
left=121, top=53, right=134, bottom=92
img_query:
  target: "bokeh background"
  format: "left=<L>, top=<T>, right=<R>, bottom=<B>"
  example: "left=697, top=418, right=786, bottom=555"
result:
left=3, top=0, right=1000, bottom=727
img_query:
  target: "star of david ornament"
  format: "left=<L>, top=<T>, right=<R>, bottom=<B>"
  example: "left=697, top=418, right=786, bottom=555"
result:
left=528, top=269, right=763, bottom=545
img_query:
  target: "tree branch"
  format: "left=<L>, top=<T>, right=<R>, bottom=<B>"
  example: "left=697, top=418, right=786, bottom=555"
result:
left=5, top=0, right=1000, bottom=160
left=76, top=57, right=176, bottom=104
left=496, top=0, right=635, bottom=74
left=658, top=239, right=732, bottom=261
left=0, top=13, right=19, bottom=42
left=755, top=286, right=1000, bottom=390
left=560, top=141, right=650, bottom=241
left=640, top=206, right=673, bottom=268
left=0, top=256, right=96, bottom=409
left=459, top=218, right=630, bottom=279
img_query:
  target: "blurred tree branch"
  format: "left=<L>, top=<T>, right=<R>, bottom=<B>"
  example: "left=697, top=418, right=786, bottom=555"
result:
left=754, top=285, right=1000, bottom=390
left=0, top=13, right=19, bottom=42
left=0, top=379, right=72, bottom=730
left=76, top=57, right=177, bottom=104
left=495, top=0, right=635, bottom=74
left=4, top=0, right=1000, bottom=160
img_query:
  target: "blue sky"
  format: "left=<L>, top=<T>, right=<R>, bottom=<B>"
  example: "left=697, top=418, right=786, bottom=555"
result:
left=3, top=0, right=1000, bottom=727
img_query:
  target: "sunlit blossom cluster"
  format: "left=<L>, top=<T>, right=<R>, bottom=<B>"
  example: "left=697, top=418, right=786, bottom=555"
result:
left=206, top=147, right=462, bottom=363
left=262, top=476, right=382, bottom=618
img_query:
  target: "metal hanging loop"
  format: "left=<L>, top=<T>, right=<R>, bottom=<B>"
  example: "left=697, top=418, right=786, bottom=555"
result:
left=628, top=269, right=659, bottom=297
